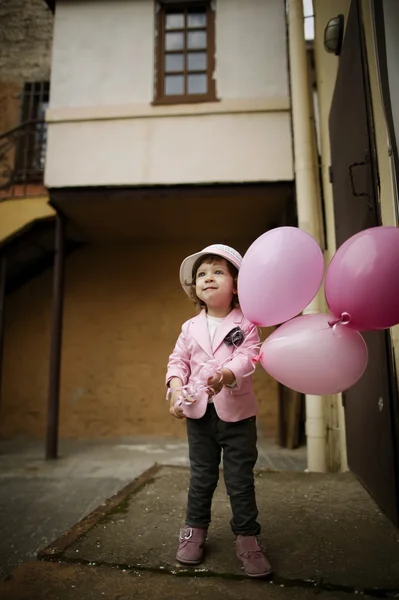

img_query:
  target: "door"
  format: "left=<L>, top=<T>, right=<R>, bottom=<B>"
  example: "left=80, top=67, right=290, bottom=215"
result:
left=329, top=0, right=399, bottom=524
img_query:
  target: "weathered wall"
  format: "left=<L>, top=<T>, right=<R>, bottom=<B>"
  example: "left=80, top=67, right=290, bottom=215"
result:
left=0, top=0, right=53, bottom=232
left=0, top=242, right=278, bottom=440
left=0, top=0, right=53, bottom=231
left=0, top=0, right=53, bottom=131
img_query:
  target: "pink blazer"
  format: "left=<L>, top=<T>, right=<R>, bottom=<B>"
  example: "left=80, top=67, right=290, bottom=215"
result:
left=166, top=308, right=260, bottom=422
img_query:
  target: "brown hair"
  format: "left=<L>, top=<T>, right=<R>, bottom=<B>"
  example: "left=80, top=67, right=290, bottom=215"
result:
left=185, top=253, right=239, bottom=310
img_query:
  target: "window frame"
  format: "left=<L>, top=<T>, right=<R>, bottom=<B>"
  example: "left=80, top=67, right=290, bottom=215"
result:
left=15, top=81, right=49, bottom=183
left=154, top=0, right=217, bottom=105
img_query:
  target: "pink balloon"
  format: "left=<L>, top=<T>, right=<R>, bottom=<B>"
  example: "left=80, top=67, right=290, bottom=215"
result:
left=325, top=226, right=399, bottom=330
left=238, top=227, right=324, bottom=327
left=260, top=314, right=368, bottom=395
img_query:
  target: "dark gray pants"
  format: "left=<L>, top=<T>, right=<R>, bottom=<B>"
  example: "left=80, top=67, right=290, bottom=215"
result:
left=185, top=403, right=260, bottom=536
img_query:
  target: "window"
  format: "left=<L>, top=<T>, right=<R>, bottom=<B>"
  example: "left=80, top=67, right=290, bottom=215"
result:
left=15, top=81, right=49, bottom=181
left=155, top=2, right=216, bottom=104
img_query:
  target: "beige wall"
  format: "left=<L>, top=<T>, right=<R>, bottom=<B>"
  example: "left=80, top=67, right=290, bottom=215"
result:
left=313, top=0, right=351, bottom=472
left=45, top=0, right=293, bottom=187
left=0, top=197, right=54, bottom=243
left=314, top=0, right=350, bottom=261
left=45, top=106, right=293, bottom=187
left=0, top=242, right=278, bottom=440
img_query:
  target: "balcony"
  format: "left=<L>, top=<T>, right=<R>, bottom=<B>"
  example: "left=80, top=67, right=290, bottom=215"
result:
left=0, top=119, right=48, bottom=201
left=0, top=119, right=55, bottom=249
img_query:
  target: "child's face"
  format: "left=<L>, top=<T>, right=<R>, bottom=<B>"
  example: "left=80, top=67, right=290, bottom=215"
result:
left=195, top=258, right=237, bottom=311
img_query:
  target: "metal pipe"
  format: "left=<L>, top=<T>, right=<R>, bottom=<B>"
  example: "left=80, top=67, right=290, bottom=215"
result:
left=0, top=256, right=6, bottom=428
left=288, top=0, right=327, bottom=472
left=45, top=213, right=66, bottom=460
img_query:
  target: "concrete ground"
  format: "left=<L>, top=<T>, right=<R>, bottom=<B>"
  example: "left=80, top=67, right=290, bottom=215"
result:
left=0, top=436, right=306, bottom=579
left=1, top=462, right=399, bottom=600
left=0, top=562, right=369, bottom=600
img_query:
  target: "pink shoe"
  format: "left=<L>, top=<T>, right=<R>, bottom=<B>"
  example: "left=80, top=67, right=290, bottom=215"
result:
left=176, top=526, right=207, bottom=565
left=236, top=535, right=273, bottom=578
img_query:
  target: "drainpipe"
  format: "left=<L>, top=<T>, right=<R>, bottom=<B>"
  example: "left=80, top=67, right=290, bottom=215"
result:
left=46, top=213, right=66, bottom=460
left=0, top=256, right=6, bottom=426
left=288, top=0, right=326, bottom=472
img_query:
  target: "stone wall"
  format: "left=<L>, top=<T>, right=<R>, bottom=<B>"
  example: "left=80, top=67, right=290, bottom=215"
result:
left=0, top=0, right=53, bottom=132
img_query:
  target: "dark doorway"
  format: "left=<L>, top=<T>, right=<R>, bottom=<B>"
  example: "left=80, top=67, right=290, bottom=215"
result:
left=329, top=0, right=399, bottom=524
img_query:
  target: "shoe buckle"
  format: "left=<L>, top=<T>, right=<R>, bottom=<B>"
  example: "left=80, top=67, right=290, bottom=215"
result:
left=179, top=527, right=193, bottom=542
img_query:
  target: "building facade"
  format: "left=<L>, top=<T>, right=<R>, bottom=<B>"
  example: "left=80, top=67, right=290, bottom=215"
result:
left=3, top=1, right=398, bottom=527
left=0, top=0, right=294, bottom=443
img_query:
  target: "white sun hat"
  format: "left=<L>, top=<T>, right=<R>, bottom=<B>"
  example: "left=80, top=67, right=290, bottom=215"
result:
left=179, top=244, right=242, bottom=296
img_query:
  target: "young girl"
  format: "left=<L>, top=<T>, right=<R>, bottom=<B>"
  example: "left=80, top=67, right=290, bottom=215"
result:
left=165, top=244, right=272, bottom=578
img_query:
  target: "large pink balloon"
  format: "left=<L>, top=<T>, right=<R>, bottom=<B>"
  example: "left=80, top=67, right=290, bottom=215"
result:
left=238, top=227, right=324, bottom=327
left=260, top=314, right=368, bottom=395
left=325, top=226, right=399, bottom=330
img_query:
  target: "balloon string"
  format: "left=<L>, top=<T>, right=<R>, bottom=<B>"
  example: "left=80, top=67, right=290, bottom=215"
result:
left=327, top=312, right=351, bottom=333
left=166, top=333, right=263, bottom=407
left=167, top=316, right=351, bottom=407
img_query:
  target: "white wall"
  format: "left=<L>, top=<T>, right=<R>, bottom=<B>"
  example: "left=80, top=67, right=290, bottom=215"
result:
left=50, top=0, right=155, bottom=108
left=216, top=0, right=289, bottom=99
left=50, top=0, right=289, bottom=107
left=45, top=108, right=292, bottom=186
left=46, top=0, right=293, bottom=187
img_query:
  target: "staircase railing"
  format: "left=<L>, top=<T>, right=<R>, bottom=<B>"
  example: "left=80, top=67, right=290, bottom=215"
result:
left=0, top=120, right=47, bottom=198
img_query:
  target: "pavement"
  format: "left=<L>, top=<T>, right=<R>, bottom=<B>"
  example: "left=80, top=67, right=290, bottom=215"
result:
left=1, top=438, right=398, bottom=599
left=0, top=436, right=306, bottom=579
left=0, top=562, right=368, bottom=600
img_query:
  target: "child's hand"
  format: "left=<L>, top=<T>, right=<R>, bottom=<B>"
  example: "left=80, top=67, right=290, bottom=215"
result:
left=207, top=368, right=235, bottom=397
left=170, top=402, right=185, bottom=419
left=207, top=372, right=224, bottom=397
left=169, top=390, right=186, bottom=419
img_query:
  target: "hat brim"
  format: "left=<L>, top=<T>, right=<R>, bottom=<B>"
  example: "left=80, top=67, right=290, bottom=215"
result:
left=179, top=247, right=242, bottom=296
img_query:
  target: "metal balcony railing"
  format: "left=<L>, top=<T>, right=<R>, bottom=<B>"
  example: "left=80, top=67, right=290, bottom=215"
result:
left=0, top=119, right=47, bottom=198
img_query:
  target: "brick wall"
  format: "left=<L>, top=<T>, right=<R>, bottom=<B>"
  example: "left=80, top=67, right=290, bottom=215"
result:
left=0, top=242, right=279, bottom=440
